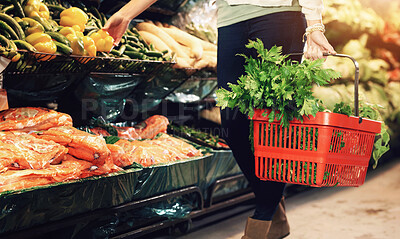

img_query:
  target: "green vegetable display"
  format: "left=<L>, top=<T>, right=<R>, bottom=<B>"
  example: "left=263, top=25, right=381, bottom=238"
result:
left=168, top=124, right=228, bottom=149
left=216, top=39, right=341, bottom=128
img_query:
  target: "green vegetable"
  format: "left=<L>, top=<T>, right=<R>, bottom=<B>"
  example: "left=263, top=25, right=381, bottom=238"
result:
left=332, top=102, right=352, bottom=116
left=104, top=136, right=120, bottom=144
left=0, top=13, right=25, bottom=39
left=333, top=101, right=390, bottom=168
left=169, top=124, right=224, bottom=147
left=0, top=19, right=19, bottom=40
left=13, top=39, right=36, bottom=51
left=54, top=41, right=73, bottom=55
left=216, top=39, right=341, bottom=128
left=11, top=0, right=25, bottom=18
left=46, top=31, right=71, bottom=46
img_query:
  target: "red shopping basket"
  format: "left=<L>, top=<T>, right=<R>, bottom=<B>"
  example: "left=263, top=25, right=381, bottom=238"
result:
left=250, top=54, right=382, bottom=187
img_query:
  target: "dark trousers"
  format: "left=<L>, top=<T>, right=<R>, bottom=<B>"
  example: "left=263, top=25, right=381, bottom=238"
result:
left=217, top=11, right=306, bottom=220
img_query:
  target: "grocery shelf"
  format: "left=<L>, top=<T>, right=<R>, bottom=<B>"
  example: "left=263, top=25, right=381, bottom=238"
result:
left=0, top=173, right=253, bottom=239
left=72, top=55, right=175, bottom=75
left=1, top=51, right=175, bottom=76
left=3, top=51, right=84, bottom=75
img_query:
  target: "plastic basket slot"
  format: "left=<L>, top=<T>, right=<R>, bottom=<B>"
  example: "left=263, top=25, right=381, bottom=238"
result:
left=323, top=164, right=338, bottom=186
left=329, top=128, right=375, bottom=157
left=255, top=122, right=319, bottom=151
left=256, top=157, right=319, bottom=185
left=322, top=164, right=367, bottom=186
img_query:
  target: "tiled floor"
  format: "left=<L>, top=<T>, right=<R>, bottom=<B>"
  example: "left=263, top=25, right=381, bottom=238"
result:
left=174, top=157, right=400, bottom=239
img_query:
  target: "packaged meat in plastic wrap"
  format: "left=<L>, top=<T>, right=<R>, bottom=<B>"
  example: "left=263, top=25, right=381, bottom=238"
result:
left=0, top=107, right=73, bottom=132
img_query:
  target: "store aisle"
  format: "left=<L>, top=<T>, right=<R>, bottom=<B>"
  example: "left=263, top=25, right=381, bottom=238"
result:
left=177, top=157, right=400, bottom=239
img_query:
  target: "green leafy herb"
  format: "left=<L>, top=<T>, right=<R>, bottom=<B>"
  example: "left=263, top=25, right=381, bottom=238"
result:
left=216, top=39, right=341, bottom=128
left=333, top=102, right=352, bottom=116
left=104, top=136, right=120, bottom=144
left=333, top=101, right=390, bottom=168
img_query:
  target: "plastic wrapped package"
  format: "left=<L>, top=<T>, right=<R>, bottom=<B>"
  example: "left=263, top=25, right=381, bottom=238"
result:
left=54, top=150, right=246, bottom=238
left=0, top=131, right=68, bottom=172
left=171, top=0, right=218, bottom=44
left=73, top=73, right=145, bottom=123
left=0, top=107, right=73, bottom=132
left=0, top=137, right=247, bottom=238
left=0, top=168, right=141, bottom=235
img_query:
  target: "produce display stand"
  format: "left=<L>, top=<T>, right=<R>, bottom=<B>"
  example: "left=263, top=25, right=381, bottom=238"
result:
left=0, top=0, right=248, bottom=237
left=0, top=153, right=252, bottom=239
left=0, top=47, right=252, bottom=239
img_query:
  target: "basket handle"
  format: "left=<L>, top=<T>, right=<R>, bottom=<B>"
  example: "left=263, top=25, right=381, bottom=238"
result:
left=289, top=53, right=360, bottom=116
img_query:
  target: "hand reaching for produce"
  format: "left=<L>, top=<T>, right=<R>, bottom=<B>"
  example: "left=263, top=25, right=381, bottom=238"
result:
left=102, top=0, right=157, bottom=45
left=102, top=12, right=131, bottom=46
left=304, top=20, right=336, bottom=60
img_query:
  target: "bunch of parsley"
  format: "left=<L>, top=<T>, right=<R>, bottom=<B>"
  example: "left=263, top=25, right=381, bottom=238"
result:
left=216, top=39, right=341, bottom=128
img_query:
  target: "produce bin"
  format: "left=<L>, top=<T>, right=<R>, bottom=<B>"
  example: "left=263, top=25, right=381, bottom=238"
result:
left=0, top=167, right=142, bottom=236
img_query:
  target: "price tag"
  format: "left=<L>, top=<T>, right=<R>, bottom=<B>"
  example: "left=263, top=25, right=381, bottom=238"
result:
left=0, top=89, right=8, bottom=111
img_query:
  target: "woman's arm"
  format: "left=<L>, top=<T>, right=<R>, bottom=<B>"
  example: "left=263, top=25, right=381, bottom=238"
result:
left=299, top=0, right=336, bottom=60
left=103, top=0, right=158, bottom=45
left=304, top=19, right=336, bottom=60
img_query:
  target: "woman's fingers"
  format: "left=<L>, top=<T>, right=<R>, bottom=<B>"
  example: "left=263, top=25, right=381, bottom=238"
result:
left=304, top=31, right=336, bottom=60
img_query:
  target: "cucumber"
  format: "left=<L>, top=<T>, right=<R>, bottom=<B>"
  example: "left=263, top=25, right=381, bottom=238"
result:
left=13, top=39, right=36, bottom=52
left=144, top=51, right=162, bottom=58
left=125, top=44, right=139, bottom=52
left=110, top=49, right=120, bottom=56
left=0, top=34, right=10, bottom=48
left=46, top=4, right=66, bottom=12
left=8, top=39, right=17, bottom=50
left=125, top=29, right=135, bottom=36
left=117, top=44, right=126, bottom=56
left=54, top=41, right=73, bottom=55
left=0, top=29, right=12, bottom=39
left=124, top=50, right=145, bottom=60
left=126, top=41, right=142, bottom=49
left=0, top=19, right=19, bottom=40
left=46, top=31, right=70, bottom=46
left=87, top=29, right=98, bottom=37
left=89, top=6, right=101, bottom=20
left=1, top=5, right=14, bottom=14
left=0, top=13, right=25, bottom=39
left=126, top=35, right=139, bottom=43
left=18, top=20, right=30, bottom=30
left=100, top=12, right=107, bottom=27
left=11, top=0, right=25, bottom=18
left=32, top=16, right=52, bottom=32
